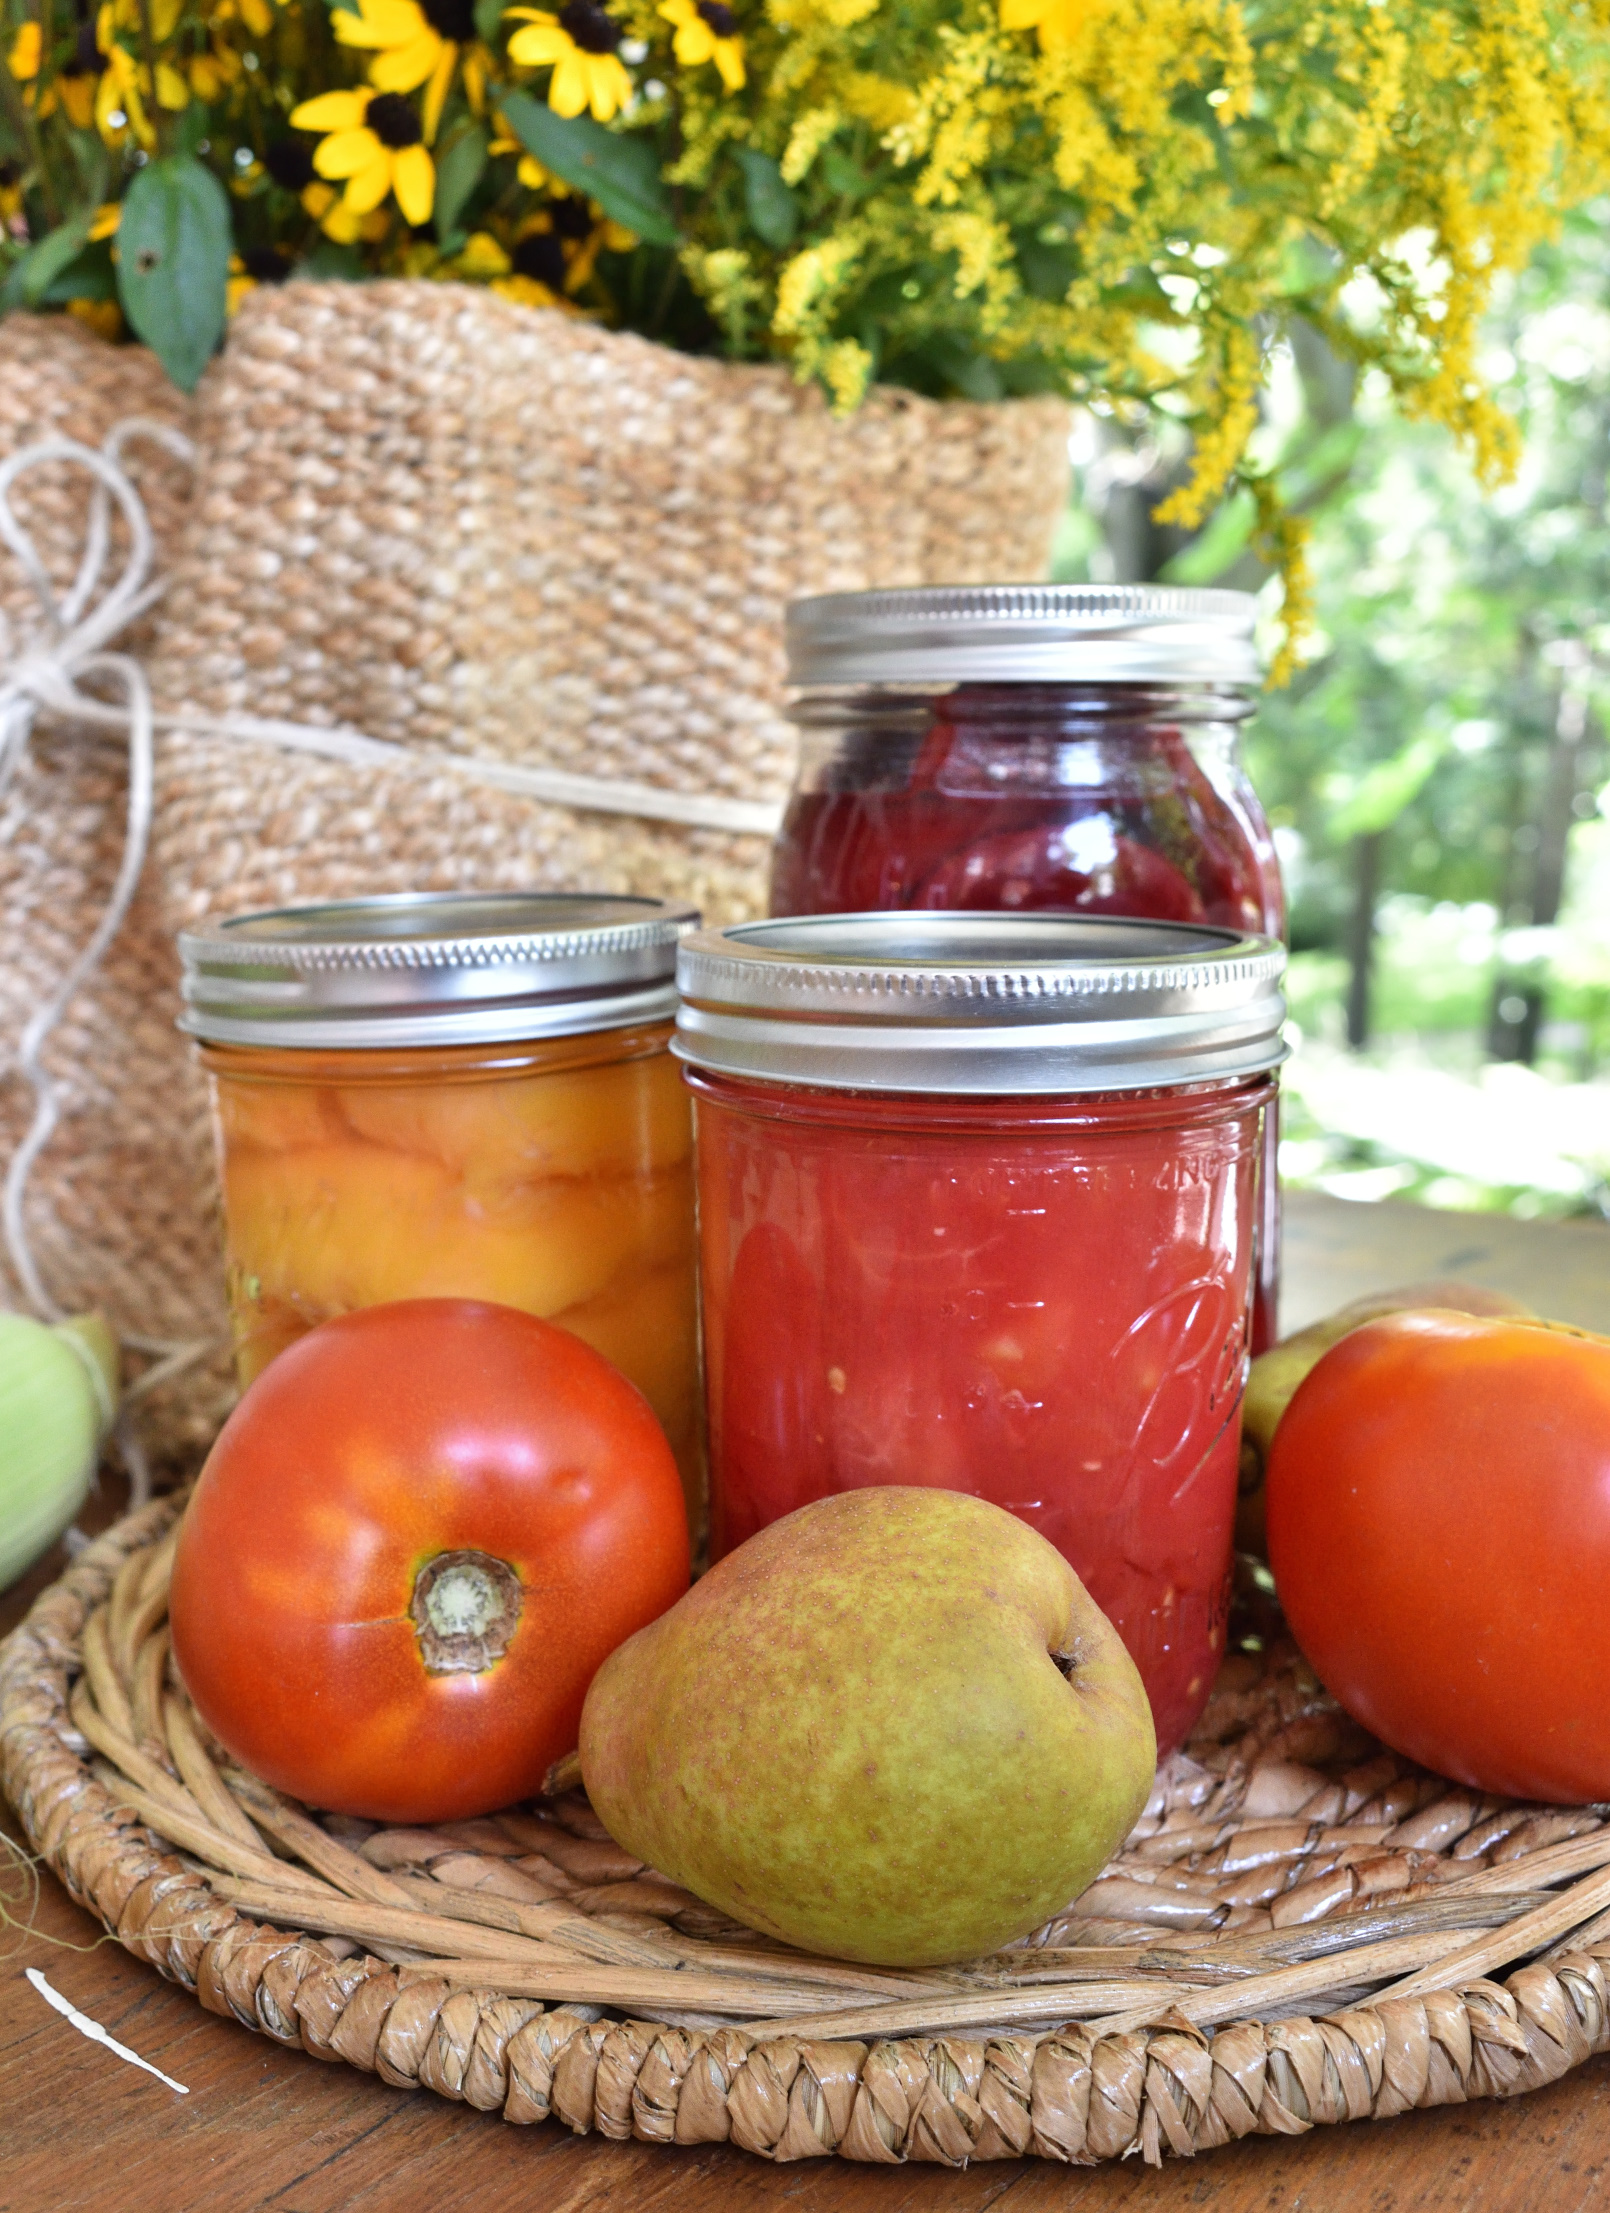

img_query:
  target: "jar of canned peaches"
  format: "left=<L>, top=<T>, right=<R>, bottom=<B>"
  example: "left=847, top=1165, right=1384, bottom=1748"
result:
left=178, top=893, right=703, bottom=1529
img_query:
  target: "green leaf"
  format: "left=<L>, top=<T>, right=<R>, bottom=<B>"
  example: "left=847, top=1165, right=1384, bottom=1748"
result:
left=291, top=237, right=364, bottom=281
left=1326, top=731, right=1447, bottom=841
left=175, top=100, right=214, bottom=158
left=473, top=0, right=505, bottom=41
left=435, top=122, right=488, bottom=245
left=116, top=156, right=231, bottom=390
left=1161, top=489, right=1256, bottom=584
left=733, top=149, right=797, bottom=249
left=499, top=90, right=677, bottom=247
left=40, top=241, right=118, bottom=305
left=0, top=210, right=94, bottom=313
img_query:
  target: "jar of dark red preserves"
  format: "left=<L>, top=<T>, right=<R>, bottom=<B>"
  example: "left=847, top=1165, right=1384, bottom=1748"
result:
left=674, top=911, right=1287, bottom=1754
left=770, top=585, right=1286, bottom=1347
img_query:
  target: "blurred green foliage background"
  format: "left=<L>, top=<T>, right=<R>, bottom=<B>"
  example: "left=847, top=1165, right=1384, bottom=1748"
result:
left=1056, top=202, right=1610, bottom=1219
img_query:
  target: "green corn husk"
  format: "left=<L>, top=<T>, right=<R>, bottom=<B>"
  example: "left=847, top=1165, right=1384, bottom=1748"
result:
left=0, top=1312, right=119, bottom=1592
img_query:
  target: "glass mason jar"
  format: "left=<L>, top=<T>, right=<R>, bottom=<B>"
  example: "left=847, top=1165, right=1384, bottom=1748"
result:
left=179, top=893, right=704, bottom=1531
left=769, top=585, right=1286, bottom=1350
left=675, top=911, right=1287, bottom=1755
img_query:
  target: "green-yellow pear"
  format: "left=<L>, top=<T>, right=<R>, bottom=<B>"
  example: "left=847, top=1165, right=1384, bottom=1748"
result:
left=578, top=1486, right=1156, bottom=1967
left=1236, top=1280, right=1530, bottom=1555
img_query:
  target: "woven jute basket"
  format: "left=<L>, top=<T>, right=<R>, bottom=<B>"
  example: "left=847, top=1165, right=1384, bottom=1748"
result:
left=7, top=1496, right=1610, bottom=2168
left=1, top=297, right=1070, bottom=1463
left=0, top=320, right=226, bottom=1458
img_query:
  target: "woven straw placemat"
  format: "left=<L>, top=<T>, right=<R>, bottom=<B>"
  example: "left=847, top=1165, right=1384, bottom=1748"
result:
left=5, top=1495, right=1610, bottom=2167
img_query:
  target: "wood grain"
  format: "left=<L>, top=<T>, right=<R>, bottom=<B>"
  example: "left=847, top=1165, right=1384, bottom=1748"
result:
left=5, top=1197, right=1610, bottom=2212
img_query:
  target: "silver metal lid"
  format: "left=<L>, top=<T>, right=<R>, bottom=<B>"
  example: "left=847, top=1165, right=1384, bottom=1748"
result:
left=179, top=892, right=700, bottom=1050
left=786, top=584, right=1261, bottom=687
left=674, top=913, right=1286, bottom=1095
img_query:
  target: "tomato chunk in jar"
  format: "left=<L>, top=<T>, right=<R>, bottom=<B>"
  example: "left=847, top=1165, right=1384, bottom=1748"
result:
left=675, top=912, right=1287, bottom=1754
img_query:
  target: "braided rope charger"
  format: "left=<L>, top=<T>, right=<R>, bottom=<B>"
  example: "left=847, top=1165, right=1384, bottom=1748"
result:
left=6, top=1495, right=1610, bottom=2167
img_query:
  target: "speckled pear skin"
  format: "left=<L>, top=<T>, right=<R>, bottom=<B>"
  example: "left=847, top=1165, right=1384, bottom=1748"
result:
left=578, top=1487, right=1157, bottom=1967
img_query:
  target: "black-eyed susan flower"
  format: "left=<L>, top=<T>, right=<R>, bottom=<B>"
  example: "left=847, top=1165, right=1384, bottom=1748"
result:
left=290, top=87, right=435, bottom=224
left=506, top=1, right=631, bottom=121
left=56, top=27, right=102, bottom=130
left=657, top=0, right=743, bottom=92
left=333, top=0, right=477, bottom=142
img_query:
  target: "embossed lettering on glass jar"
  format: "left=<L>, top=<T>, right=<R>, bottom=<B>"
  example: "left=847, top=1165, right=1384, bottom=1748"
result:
left=675, top=911, right=1286, bottom=1754
left=179, top=893, right=703, bottom=1529
left=771, top=584, right=1286, bottom=1350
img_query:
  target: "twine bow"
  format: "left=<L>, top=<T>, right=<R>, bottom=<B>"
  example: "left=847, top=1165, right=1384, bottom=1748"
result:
left=0, top=427, right=784, bottom=1472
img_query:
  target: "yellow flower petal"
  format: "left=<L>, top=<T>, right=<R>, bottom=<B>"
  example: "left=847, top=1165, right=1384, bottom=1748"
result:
left=546, top=48, right=590, bottom=116
left=462, top=45, right=486, bottom=112
left=391, top=141, right=434, bottom=224
left=505, top=8, right=557, bottom=20
left=156, top=62, right=190, bottom=109
left=87, top=201, right=123, bottom=241
left=302, top=180, right=337, bottom=215
left=335, top=0, right=426, bottom=41
left=583, top=51, right=631, bottom=120
left=321, top=198, right=366, bottom=241
left=458, top=229, right=511, bottom=276
left=516, top=152, right=547, bottom=188
left=657, top=0, right=694, bottom=24
left=370, top=29, right=441, bottom=90
left=422, top=40, right=456, bottom=140
left=342, top=150, right=396, bottom=212
left=238, top=0, right=274, bottom=35
left=670, top=18, right=712, bottom=64
left=714, top=37, right=744, bottom=91
left=61, top=76, right=96, bottom=128
left=292, top=88, right=372, bottom=130
left=189, top=54, right=223, bottom=99
left=316, top=124, right=386, bottom=177
left=7, top=22, right=42, bottom=78
left=507, top=22, right=566, bottom=63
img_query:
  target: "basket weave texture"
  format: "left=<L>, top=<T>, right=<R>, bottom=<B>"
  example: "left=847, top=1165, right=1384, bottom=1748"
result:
left=7, top=1496, right=1610, bottom=2168
left=2, top=300, right=1069, bottom=1463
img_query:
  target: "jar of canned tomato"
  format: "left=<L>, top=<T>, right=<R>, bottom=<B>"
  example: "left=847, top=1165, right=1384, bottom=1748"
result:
left=770, top=584, right=1286, bottom=1349
left=675, top=911, right=1286, bottom=1753
left=179, top=893, right=703, bottom=1529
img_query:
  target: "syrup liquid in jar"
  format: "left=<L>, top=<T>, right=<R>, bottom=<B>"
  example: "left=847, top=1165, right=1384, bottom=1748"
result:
left=675, top=913, right=1287, bottom=1753
left=180, top=893, right=704, bottom=1532
left=770, top=589, right=1285, bottom=1350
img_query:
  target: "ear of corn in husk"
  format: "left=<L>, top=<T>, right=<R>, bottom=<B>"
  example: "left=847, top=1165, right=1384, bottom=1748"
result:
left=0, top=1311, right=119, bottom=1591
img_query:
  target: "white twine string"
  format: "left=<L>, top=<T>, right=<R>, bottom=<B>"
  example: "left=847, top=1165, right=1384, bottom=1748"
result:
left=0, top=427, right=783, bottom=1412
left=25, top=1968, right=190, bottom=2094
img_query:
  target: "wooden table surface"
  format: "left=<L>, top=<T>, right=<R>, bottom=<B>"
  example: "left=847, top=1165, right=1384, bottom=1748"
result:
left=4, top=1190, right=1609, bottom=2213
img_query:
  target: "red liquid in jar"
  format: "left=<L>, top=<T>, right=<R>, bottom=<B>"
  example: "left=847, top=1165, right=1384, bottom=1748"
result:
left=770, top=688, right=1286, bottom=1352
left=689, top=1068, right=1272, bottom=1755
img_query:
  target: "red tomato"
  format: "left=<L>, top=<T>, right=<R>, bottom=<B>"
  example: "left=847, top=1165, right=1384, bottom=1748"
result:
left=169, top=1299, right=690, bottom=1823
left=1266, top=1309, right=1610, bottom=1801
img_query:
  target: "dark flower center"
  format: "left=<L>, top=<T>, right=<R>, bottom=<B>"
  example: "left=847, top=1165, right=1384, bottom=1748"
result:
left=422, top=0, right=476, bottom=40
left=697, top=0, right=735, bottom=34
left=242, top=245, right=290, bottom=281
left=368, top=91, right=424, bottom=148
left=266, top=137, right=317, bottom=190
left=559, top=0, right=621, bottom=54
left=513, top=232, right=567, bottom=287
left=0, top=160, right=18, bottom=188
left=549, top=193, right=592, bottom=238
left=69, top=19, right=102, bottom=72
